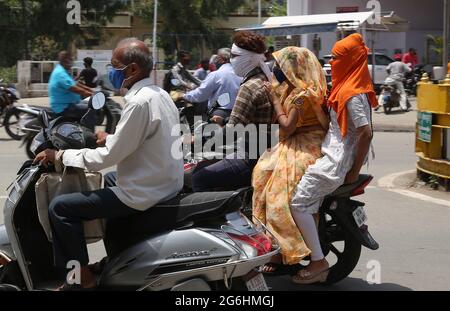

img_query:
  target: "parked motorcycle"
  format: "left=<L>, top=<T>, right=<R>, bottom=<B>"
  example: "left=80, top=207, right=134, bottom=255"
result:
left=0, top=93, right=279, bottom=291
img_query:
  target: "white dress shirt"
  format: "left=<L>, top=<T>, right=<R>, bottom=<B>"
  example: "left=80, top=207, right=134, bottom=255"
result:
left=63, top=78, right=184, bottom=211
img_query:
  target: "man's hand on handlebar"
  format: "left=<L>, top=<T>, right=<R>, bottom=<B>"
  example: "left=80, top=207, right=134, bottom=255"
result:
left=96, top=130, right=109, bottom=147
left=70, top=84, right=93, bottom=99
left=210, top=115, right=225, bottom=126
left=33, top=149, right=57, bottom=167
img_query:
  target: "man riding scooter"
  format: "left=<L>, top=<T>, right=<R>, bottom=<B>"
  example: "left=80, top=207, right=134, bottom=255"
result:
left=377, top=54, right=411, bottom=111
left=34, top=38, right=184, bottom=290
left=183, top=48, right=242, bottom=122
left=49, top=51, right=94, bottom=123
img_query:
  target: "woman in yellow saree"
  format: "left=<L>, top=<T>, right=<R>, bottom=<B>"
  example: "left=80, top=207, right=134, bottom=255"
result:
left=252, top=46, right=329, bottom=273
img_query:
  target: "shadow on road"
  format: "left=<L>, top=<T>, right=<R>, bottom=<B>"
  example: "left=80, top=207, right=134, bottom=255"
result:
left=374, top=110, right=413, bottom=115
left=266, top=275, right=413, bottom=291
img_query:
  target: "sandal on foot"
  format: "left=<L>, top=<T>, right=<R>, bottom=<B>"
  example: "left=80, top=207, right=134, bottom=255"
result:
left=261, top=263, right=300, bottom=276
left=292, top=268, right=329, bottom=285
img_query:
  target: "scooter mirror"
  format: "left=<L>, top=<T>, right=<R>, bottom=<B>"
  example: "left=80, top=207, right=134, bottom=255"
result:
left=39, top=110, right=50, bottom=128
left=217, top=93, right=231, bottom=107
left=89, top=92, right=106, bottom=110
left=171, top=79, right=181, bottom=87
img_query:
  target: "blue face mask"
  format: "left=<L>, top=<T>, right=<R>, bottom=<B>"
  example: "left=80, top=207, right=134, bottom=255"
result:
left=273, top=66, right=287, bottom=84
left=108, top=65, right=128, bottom=90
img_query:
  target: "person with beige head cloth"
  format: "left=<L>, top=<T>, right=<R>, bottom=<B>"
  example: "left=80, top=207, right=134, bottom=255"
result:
left=252, top=46, right=329, bottom=275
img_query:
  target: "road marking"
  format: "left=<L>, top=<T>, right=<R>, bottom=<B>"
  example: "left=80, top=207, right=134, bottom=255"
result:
left=378, top=170, right=450, bottom=207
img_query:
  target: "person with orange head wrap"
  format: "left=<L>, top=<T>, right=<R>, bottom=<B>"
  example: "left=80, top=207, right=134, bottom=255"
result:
left=288, top=33, right=376, bottom=284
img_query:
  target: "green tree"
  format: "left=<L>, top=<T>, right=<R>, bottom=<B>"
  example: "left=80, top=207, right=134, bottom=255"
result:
left=0, top=0, right=126, bottom=66
left=268, top=0, right=287, bottom=16
left=134, top=0, right=245, bottom=62
left=426, top=35, right=450, bottom=65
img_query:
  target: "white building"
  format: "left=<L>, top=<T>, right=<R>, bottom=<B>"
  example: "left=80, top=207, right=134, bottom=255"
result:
left=287, top=0, right=444, bottom=66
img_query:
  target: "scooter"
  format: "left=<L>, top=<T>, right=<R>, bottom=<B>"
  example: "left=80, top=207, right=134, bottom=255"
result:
left=0, top=93, right=279, bottom=291
left=6, top=87, right=122, bottom=158
left=379, top=78, right=411, bottom=114
left=0, top=81, right=20, bottom=124
left=0, top=83, right=22, bottom=140
left=182, top=100, right=379, bottom=284
left=182, top=93, right=235, bottom=192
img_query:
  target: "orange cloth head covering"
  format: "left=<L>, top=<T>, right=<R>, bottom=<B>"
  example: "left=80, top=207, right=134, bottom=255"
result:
left=328, top=33, right=378, bottom=137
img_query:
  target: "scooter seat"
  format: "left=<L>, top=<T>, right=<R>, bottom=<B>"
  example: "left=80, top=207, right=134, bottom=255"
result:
left=104, top=188, right=251, bottom=257
left=327, top=174, right=373, bottom=198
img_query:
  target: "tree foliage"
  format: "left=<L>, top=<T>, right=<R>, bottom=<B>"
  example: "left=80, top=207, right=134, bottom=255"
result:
left=0, top=0, right=125, bottom=66
left=134, top=0, right=245, bottom=58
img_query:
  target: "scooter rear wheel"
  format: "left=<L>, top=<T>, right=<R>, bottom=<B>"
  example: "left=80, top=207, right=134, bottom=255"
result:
left=319, top=212, right=362, bottom=285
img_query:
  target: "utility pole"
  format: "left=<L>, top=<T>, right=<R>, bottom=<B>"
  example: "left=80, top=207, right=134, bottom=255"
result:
left=443, top=0, right=449, bottom=71
left=20, top=0, right=29, bottom=60
left=152, top=0, right=158, bottom=84
left=258, top=0, right=262, bottom=24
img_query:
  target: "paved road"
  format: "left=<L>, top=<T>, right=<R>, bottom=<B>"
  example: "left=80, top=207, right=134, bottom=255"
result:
left=1, top=119, right=449, bottom=290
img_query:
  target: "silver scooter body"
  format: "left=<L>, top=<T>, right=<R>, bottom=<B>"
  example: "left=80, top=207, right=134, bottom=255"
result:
left=0, top=164, right=278, bottom=291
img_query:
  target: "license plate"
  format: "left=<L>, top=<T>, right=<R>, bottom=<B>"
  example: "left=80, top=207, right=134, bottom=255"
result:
left=352, top=206, right=367, bottom=228
left=244, top=271, right=268, bottom=291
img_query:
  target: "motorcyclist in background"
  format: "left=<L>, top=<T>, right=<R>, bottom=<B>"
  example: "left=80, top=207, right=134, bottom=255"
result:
left=48, top=51, right=94, bottom=121
left=169, top=50, right=202, bottom=92
left=377, top=54, right=411, bottom=111
left=183, top=48, right=242, bottom=122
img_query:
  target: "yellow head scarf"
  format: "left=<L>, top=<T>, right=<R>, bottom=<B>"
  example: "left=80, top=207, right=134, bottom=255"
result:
left=272, top=47, right=327, bottom=121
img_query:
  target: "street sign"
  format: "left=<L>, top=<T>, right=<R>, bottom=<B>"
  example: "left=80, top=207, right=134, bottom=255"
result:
left=418, top=111, right=432, bottom=143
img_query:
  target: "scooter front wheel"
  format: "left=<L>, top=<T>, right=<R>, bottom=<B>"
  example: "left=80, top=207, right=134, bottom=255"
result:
left=25, top=135, right=36, bottom=159
left=0, top=284, right=21, bottom=291
left=4, top=107, right=25, bottom=140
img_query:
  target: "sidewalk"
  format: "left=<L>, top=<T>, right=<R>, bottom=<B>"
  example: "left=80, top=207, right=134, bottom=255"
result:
left=19, top=96, right=417, bottom=133
left=378, top=169, right=450, bottom=205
